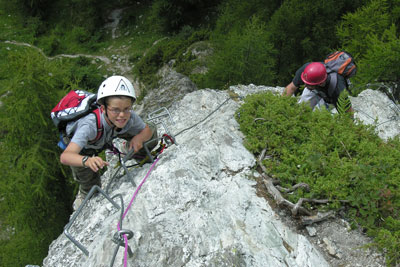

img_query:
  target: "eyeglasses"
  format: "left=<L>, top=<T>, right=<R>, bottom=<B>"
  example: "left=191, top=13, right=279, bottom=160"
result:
left=107, top=107, right=133, bottom=115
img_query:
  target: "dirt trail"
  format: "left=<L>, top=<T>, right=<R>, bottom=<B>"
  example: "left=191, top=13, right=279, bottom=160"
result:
left=4, top=40, right=111, bottom=64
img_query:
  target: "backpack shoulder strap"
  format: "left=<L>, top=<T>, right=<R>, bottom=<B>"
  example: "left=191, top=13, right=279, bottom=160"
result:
left=327, top=72, right=354, bottom=98
left=327, top=72, right=338, bottom=96
left=90, top=108, right=104, bottom=143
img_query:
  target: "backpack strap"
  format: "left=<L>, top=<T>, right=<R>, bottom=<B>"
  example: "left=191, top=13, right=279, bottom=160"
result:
left=89, top=108, right=103, bottom=143
left=327, top=72, right=337, bottom=97
left=327, top=71, right=354, bottom=96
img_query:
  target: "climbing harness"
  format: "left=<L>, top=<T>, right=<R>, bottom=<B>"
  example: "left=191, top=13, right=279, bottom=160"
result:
left=64, top=97, right=232, bottom=266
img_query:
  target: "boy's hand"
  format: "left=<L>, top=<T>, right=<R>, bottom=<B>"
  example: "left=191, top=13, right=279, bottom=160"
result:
left=130, top=138, right=143, bottom=153
left=86, top=156, right=109, bottom=172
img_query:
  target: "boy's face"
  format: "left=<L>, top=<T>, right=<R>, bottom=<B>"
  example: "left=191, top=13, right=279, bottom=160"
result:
left=102, top=97, right=132, bottom=128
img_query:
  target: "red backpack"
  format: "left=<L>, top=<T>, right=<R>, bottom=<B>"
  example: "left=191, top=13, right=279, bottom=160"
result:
left=51, top=90, right=103, bottom=149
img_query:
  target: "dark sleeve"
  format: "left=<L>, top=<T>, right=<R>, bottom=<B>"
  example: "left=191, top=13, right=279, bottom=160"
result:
left=292, top=63, right=311, bottom=87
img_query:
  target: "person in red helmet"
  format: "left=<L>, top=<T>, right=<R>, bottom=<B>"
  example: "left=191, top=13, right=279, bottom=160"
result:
left=283, top=62, right=353, bottom=112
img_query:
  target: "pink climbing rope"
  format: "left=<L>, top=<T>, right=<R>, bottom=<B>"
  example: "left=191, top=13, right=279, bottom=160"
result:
left=117, top=157, right=160, bottom=267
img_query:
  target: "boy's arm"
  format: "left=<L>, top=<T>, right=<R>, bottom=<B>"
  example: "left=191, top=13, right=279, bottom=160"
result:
left=60, top=142, right=108, bottom=172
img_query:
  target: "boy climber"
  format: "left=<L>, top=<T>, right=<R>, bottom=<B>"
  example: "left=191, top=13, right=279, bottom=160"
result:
left=60, top=75, right=157, bottom=210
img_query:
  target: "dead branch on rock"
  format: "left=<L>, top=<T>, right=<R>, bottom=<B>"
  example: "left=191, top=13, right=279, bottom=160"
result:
left=300, top=211, right=335, bottom=226
left=261, top=176, right=312, bottom=216
left=276, top=183, right=310, bottom=194
left=257, top=148, right=312, bottom=216
left=256, top=147, right=341, bottom=224
left=292, top=198, right=330, bottom=216
left=258, top=147, right=268, bottom=162
left=257, top=146, right=274, bottom=162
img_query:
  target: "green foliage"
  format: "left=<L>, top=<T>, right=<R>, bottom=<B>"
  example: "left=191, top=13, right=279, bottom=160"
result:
left=372, top=217, right=400, bottom=266
left=1, top=0, right=111, bottom=55
left=237, top=92, right=400, bottom=265
left=133, top=29, right=210, bottom=93
left=133, top=38, right=177, bottom=91
left=355, top=25, right=400, bottom=88
left=8, top=0, right=53, bottom=17
left=0, top=47, right=70, bottom=265
left=144, top=0, right=221, bottom=34
left=336, top=0, right=400, bottom=94
left=35, top=24, right=105, bottom=55
left=212, top=0, right=281, bottom=37
left=0, top=227, right=51, bottom=266
left=0, top=2, right=42, bottom=43
left=337, top=89, right=352, bottom=115
left=199, top=16, right=276, bottom=89
left=174, top=29, right=212, bottom=76
left=267, top=0, right=364, bottom=85
left=337, top=0, right=391, bottom=57
left=2, top=0, right=400, bottom=264
left=0, top=44, right=104, bottom=266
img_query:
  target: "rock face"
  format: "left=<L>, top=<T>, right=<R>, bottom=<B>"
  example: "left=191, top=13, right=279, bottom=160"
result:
left=135, top=64, right=198, bottom=116
left=43, top=88, right=329, bottom=267
left=350, top=88, right=400, bottom=140
left=42, top=82, right=398, bottom=267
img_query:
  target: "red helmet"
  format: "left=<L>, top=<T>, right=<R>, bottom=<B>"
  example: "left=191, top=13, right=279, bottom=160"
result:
left=301, top=62, right=327, bottom=85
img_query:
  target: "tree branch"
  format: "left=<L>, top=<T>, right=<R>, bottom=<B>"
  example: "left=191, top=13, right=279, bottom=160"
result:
left=276, top=183, right=310, bottom=193
left=300, top=211, right=335, bottom=226
left=256, top=147, right=344, bottom=223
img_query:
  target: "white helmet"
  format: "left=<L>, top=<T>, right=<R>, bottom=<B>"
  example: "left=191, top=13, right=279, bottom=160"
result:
left=97, top=75, right=136, bottom=105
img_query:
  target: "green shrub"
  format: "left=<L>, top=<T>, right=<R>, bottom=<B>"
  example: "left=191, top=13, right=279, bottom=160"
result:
left=372, top=217, right=400, bottom=266
left=237, top=92, right=400, bottom=265
left=199, top=16, right=276, bottom=89
left=336, top=90, right=352, bottom=114
left=38, top=32, right=61, bottom=56
left=174, top=28, right=211, bottom=75
left=133, top=40, right=165, bottom=91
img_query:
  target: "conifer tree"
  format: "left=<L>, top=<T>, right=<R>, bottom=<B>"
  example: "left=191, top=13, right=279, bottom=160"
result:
left=0, top=47, right=74, bottom=266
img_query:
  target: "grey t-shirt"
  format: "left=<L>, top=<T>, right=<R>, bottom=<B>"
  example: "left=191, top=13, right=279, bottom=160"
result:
left=66, top=111, right=146, bottom=150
